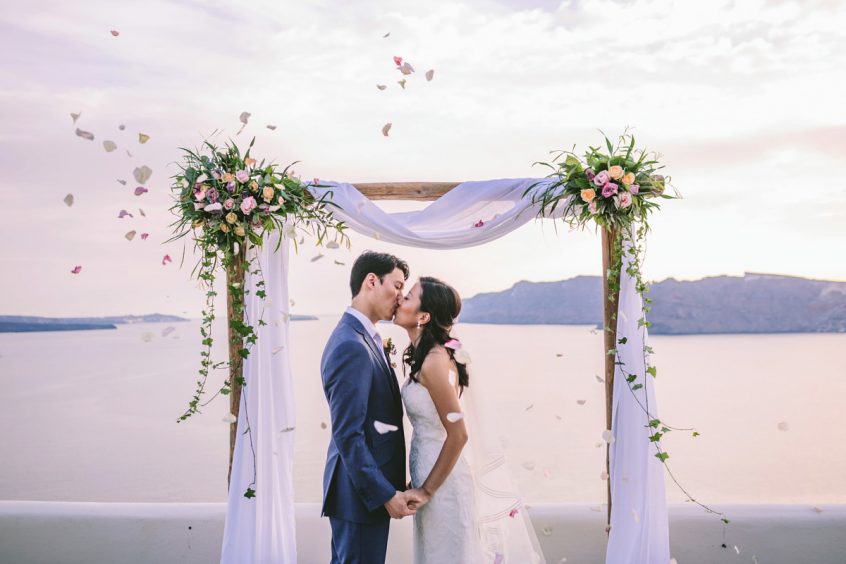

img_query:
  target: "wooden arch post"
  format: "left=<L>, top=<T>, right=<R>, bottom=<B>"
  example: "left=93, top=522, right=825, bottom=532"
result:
left=226, top=182, right=621, bottom=527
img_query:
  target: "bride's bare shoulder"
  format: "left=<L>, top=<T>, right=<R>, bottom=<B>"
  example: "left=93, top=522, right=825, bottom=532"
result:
left=420, top=346, right=451, bottom=378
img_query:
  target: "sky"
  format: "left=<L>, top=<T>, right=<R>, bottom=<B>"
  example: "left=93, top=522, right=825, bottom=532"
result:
left=1, top=0, right=845, bottom=317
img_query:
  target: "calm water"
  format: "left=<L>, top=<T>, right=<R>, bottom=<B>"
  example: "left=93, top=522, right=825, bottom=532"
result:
left=1, top=318, right=844, bottom=506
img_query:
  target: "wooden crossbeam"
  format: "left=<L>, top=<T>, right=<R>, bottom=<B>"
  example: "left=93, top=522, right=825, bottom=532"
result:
left=353, top=182, right=460, bottom=201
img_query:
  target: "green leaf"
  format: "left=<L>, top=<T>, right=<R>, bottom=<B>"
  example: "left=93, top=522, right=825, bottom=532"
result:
left=244, top=487, right=256, bottom=499
left=617, top=337, right=628, bottom=345
left=654, top=452, right=669, bottom=462
left=646, top=366, right=657, bottom=377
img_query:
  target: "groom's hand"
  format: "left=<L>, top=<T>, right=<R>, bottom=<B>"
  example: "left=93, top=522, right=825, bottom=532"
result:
left=384, top=491, right=417, bottom=519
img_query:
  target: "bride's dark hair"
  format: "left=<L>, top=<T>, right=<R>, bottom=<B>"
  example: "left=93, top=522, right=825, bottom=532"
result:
left=403, top=276, right=469, bottom=391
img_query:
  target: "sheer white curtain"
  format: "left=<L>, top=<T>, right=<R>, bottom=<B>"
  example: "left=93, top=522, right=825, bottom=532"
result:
left=222, top=179, right=669, bottom=563
left=221, top=232, right=297, bottom=564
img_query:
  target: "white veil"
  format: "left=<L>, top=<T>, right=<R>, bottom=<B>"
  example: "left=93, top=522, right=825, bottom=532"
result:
left=461, top=376, right=547, bottom=563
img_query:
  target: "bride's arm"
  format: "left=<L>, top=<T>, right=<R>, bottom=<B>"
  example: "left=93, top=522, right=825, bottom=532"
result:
left=415, top=347, right=468, bottom=500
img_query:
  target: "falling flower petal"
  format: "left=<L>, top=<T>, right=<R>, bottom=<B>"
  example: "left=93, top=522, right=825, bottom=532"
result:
left=397, top=79, right=406, bottom=89
left=272, top=346, right=285, bottom=355
left=398, top=62, right=414, bottom=75
left=670, top=560, right=677, bottom=564
left=266, top=124, right=277, bottom=130
left=134, top=186, right=148, bottom=196
left=280, top=426, right=295, bottom=433
left=117, top=179, right=127, bottom=185
left=140, top=233, right=149, bottom=240
left=541, top=525, right=552, bottom=536
left=383, top=32, right=390, bottom=38
left=813, top=506, right=824, bottom=513
left=117, top=209, right=133, bottom=218
left=125, top=230, right=136, bottom=241
left=70, top=112, right=81, bottom=123
left=126, top=149, right=132, bottom=157
left=311, top=254, right=324, bottom=262
left=138, top=133, right=150, bottom=144
left=239, top=111, right=251, bottom=125
left=71, top=265, right=82, bottom=274
left=595, top=442, right=603, bottom=448
left=600, top=471, right=609, bottom=480
left=139, top=208, right=146, bottom=217
left=374, top=420, right=398, bottom=434
left=596, top=374, right=604, bottom=383
left=320, top=422, right=327, bottom=429
left=161, top=326, right=175, bottom=337
left=448, top=370, right=456, bottom=386
left=509, top=508, right=519, bottom=518
left=777, top=421, right=789, bottom=431
left=103, top=140, right=117, bottom=152
left=162, top=254, right=172, bottom=266
left=555, top=353, right=563, bottom=357
left=327, top=241, right=339, bottom=249
left=631, top=508, right=640, bottom=523
left=555, top=414, right=563, bottom=420
left=446, top=412, right=464, bottom=423
left=425, top=69, right=434, bottom=81
left=334, top=260, right=345, bottom=266
left=473, top=219, right=485, bottom=228
left=222, top=413, right=237, bottom=424
left=75, top=128, right=94, bottom=141
left=63, top=194, right=74, bottom=207
left=525, top=404, right=534, bottom=411
left=393, top=56, right=402, bottom=66
left=133, top=165, right=152, bottom=184
left=602, top=429, right=615, bottom=444
left=543, top=468, right=552, bottom=479
left=453, top=348, right=471, bottom=364
left=376, top=84, right=387, bottom=91
left=444, top=339, right=461, bottom=350
left=576, top=399, right=587, bottom=405
left=118, top=124, right=126, bottom=131
left=382, top=122, right=392, bottom=136
left=110, top=30, right=120, bottom=36
left=734, top=546, right=740, bottom=555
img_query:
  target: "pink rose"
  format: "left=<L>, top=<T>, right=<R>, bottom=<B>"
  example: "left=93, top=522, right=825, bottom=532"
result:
left=240, top=196, right=257, bottom=215
left=616, top=192, right=633, bottom=209
left=588, top=200, right=598, bottom=214
left=223, top=198, right=235, bottom=210
left=206, top=187, right=219, bottom=203
left=193, top=184, right=207, bottom=201
left=584, top=168, right=596, bottom=183
left=601, top=182, right=618, bottom=198
left=593, top=170, right=609, bottom=187
left=629, top=184, right=640, bottom=195
left=235, top=169, right=250, bottom=183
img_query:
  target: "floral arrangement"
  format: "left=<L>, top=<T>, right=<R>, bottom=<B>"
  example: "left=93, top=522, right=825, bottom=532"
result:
left=528, top=133, right=727, bottom=525
left=168, top=137, right=347, bottom=424
left=526, top=132, right=673, bottom=232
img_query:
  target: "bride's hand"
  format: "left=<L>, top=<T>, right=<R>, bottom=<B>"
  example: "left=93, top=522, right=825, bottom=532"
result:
left=405, top=487, right=432, bottom=510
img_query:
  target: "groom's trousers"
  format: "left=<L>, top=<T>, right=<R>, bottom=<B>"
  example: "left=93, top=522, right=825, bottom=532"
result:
left=329, top=516, right=390, bottom=564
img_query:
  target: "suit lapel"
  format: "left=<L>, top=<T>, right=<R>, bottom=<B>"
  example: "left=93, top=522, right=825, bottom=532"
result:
left=342, top=314, right=401, bottom=404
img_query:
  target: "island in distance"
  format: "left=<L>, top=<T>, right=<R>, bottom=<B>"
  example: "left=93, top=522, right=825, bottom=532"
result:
left=0, top=313, right=318, bottom=333
left=459, top=273, right=846, bottom=335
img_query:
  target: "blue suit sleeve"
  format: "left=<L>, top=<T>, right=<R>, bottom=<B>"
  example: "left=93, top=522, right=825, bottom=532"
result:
left=324, top=340, right=396, bottom=512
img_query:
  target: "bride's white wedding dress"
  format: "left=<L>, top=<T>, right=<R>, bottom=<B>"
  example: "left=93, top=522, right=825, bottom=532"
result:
left=402, top=377, right=546, bottom=564
left=402, top=378, right=485, bottom=563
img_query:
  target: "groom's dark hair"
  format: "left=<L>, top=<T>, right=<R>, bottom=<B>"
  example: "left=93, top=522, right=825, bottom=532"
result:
left=350, top=251, right=410, bottom=298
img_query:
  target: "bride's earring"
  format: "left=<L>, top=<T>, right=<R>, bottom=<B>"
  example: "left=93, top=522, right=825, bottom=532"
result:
left=416, top=321, right=421, bottom=328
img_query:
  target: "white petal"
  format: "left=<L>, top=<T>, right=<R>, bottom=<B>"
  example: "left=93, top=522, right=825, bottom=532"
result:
left=103, top=140, right=117, bottom=152
left=447, top=370, right=456, bottom=385
left=374, top=420, right=398, bottom=434
left=446, top=412, right=464, bottom=423
left=222, top=413, right=237, bottom=424
left=204, top=202, right=222, bottom=212
left=602, top=429, right=615, bottom=444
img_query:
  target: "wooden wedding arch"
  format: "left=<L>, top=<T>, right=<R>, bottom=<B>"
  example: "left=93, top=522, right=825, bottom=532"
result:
left=225, top=182, right=622, bottom=523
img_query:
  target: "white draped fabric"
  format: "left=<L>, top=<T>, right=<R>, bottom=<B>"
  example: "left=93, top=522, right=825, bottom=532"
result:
left=221, top=232, right=297, bottom=564
left=221, top=179, right=669, bottom=563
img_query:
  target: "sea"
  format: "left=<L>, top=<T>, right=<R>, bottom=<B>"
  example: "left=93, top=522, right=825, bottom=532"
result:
left=1, top=318, right=844, bottom=506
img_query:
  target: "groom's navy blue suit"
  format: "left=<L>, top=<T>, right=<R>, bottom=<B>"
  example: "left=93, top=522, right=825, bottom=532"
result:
left=321, top=311, right=406, bottom=564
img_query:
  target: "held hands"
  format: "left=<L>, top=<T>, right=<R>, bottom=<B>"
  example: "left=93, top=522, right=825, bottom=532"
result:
left=405, top=487, right=432, bottom=511
left=384, top=490, right=429, bottom=519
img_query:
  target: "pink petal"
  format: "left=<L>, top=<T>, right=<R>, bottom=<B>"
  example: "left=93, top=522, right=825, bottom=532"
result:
left=473, top=219, right=485, bottom=228
left=110, top=30, right=119, bottom=37
left=71, top=265, right=82, bottom=274
left=117, top=209, right=133, bottom=218
left=134, top=186, right=148, bottom=196
left=162, top=254, right=172, bottom=266
left=140, top=233, right=149, bottom=240
left=393, top=56, right=402, bottom=66
left=509, top=508, right=519, bottom=518
left=444, top=339, right=461, bottom=350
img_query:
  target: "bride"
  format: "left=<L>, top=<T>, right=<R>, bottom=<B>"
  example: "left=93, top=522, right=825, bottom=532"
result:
left=394, top=276, right=545, bottom=564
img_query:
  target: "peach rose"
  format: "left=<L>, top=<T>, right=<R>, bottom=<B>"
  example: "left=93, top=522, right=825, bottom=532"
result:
left=249, top=180, right=259, bottom=193
left=622, top=172, right=635, bottom=186
left=225, top=212, right=238, bottom=224
left=608, top=165, right=624, bottom=180
left=222, top=172, right=234, bottom=183
left=219, top=223, right=230, bottom=233
left=262, top=186, right=275, bottom=203
left=234, top=225, right=246, bottom=237
left=580, top=188, right=596, bottom=203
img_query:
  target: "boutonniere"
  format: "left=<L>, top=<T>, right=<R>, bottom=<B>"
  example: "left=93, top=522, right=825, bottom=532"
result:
left=383, top=337, right=398, bottom=368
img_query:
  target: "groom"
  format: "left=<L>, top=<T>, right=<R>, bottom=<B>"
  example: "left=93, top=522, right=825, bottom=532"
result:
left=321, top=251, right=421, bottom=564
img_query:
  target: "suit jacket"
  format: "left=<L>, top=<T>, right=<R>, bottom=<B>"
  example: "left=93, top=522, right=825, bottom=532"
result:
left=321, top=312, right=406, bottom=523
